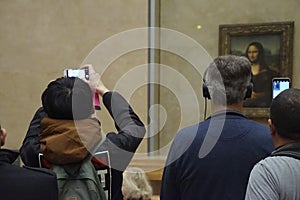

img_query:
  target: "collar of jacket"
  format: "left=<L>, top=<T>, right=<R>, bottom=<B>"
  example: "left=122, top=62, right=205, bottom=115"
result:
left=271, top=143, right=300, bottom=159
left=0, top=149, right=19, bottom=164
left=207, top=110, right=246, bottom=120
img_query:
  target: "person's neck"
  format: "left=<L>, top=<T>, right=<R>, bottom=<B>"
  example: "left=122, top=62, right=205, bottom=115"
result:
left=273, top=137, right=300, bottom=148
left=211, top=102, right=243, bottom=114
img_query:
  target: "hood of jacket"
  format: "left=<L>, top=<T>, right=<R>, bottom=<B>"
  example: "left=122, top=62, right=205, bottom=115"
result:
left=271, top=143, right=300, bottom=159
left=40, top=117, right=102, bottom=165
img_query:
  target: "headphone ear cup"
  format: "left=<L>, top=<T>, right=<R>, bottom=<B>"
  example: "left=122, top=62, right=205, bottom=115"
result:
left=202, top=83, right=211, bottom=99
left=244, top=83, right=253, bottom=99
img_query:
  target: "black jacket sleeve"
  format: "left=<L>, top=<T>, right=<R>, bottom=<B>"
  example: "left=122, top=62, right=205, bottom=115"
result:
left=97, top=92, right=146, bottom=170
left=20, top=107, right=46, bottom=167
left=96, top=92, right=146, bottom=200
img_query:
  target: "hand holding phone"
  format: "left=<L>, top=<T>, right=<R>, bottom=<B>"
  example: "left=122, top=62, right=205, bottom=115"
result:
left=272, top=77, right=291, bottom=99
left=64, top=66, right=101, bottom=110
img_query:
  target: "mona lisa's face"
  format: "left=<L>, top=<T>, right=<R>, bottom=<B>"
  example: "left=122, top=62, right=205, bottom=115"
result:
left=247, top=45, right=259, bottom=63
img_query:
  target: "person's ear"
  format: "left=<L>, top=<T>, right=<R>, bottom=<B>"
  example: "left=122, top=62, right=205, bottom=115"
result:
left=268, top=118, right=276, bottom=136
left=0, top=128, right=7, bottom=146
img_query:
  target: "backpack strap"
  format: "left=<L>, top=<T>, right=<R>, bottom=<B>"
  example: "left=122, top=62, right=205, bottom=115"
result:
left=270, top=143, right=300, bottom=160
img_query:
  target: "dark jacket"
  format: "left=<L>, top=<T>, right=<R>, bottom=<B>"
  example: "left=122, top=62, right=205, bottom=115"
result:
left=160, top=111, right=274, bottom=200
left=20, top=92, right=146, bottom=200
left=0, top=149, right=58, bottom=200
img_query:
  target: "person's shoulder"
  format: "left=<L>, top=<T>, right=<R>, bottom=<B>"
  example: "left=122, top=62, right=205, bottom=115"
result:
left=245, top=118, right=269, bottom=130
left=243, top=119, right=272, bottom=143
left=264, top=154, right=300, bottom=164
left=179, top=123, right=200, bottom=133
left=251, top=156, right=286, bottom=177
left=176, top=122, right=204, bottom=138
left=172, top=123, right=206, bottom=145
left=23, top=165, right=57, bottom=177
left=250, top=156, right=276, bottom=175
left=254, top=154, right=299, bottom=169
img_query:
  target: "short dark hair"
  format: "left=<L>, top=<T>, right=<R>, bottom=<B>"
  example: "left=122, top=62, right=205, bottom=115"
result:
left=270, top=88, right=300, bottom=140
left=42, top=77, right=93, bottom=120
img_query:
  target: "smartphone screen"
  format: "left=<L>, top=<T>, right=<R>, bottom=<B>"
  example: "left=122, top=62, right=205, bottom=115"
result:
left=64, top=68, right=89, bottom=80
left=272, top=78, right=290, bottom=99
left=63, top=68, right=100, bottom=109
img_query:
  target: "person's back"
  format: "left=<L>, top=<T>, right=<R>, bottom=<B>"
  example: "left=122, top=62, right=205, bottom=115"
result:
left=246, top=155, right=300, bottom=200
left=160, top=55, right=274, bottom=200
left=163, top=114, right=272, bottom=199
left=39, top=76, right=105, bottom=199
left=0, top=126, right=58, bottom=200
left=20, top=65, right=146, bottom=200
left=245, top=88, right=300, bottom=200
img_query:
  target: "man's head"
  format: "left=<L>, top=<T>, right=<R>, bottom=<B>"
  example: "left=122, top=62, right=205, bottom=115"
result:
left=269, top=88, right=300, bottom=141
left=203, top=55, right=252, bottom=106
left=42, top=77, right=93, bottom=120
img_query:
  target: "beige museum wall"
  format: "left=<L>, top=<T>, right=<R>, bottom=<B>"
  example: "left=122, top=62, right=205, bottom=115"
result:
left=1, top=0, right=300, bottom=158
left=0, top=0, right=149, bottom=152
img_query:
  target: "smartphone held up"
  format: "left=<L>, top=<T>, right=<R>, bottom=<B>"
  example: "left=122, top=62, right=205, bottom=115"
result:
left=64, top=67, right=89, bottom=80
left=64, top=67, right=101, bottom=110
left=272, top=77, right=291, bottom=99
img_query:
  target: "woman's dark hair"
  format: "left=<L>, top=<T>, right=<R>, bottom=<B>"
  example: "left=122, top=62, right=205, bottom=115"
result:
left=245, top=41, right=268, bottom=70
left=42, top=77, right=93, bottom=120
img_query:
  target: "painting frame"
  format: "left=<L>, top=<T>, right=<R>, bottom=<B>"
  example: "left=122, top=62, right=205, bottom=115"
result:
left=219, top=21, right=294, bottom=118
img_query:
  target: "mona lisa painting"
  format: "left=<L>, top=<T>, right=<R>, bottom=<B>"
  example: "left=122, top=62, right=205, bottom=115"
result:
left=219, top=21, right=294, bottom=117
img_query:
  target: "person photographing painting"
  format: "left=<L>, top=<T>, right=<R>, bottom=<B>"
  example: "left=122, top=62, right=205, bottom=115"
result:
left=19, top=65, right=146, bottom=200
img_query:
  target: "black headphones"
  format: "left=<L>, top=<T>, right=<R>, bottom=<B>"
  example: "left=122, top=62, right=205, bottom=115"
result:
left=244, top=83, right=253, bottom=99
left=202, top=83, right=211, bottom=99
left=202, top=82, right=253, bottom=100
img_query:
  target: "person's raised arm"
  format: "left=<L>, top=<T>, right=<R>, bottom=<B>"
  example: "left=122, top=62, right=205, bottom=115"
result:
left=82, top=64, right=146, bottom=168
